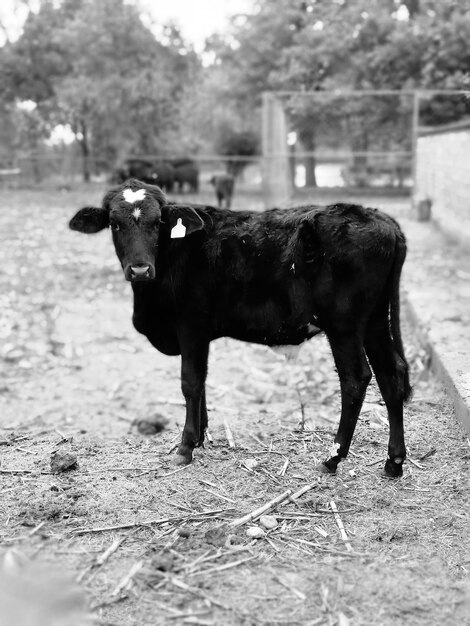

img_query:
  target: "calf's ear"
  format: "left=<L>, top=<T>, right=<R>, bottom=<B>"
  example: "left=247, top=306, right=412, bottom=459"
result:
left=164, top=204, right=204, bottom=236
left=69, top=207, right=109, bottom=233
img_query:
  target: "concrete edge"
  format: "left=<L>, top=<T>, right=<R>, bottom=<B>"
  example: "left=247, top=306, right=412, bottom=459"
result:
left=403, top=296, right=470, bottom=436
left=432, top=217, right=470, bottom=252
left=409, top=198, right=470, bottom=250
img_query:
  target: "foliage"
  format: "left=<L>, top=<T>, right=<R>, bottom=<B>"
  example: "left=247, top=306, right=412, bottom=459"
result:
left=0, top=0, right=199, bottom=180
left=215, top=126, right=259, bottom=177
left=218, top=0, right=470, bottom=99
left=419, top=10, right=470, bottom=124
left=1, top=0, right=470, bottom=184
left=0, top=102, right=22, bottom=164
left=208, top=0, right=470, bottom=185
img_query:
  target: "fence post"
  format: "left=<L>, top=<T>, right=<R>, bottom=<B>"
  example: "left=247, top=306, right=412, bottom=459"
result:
left=262, top=92, right=292, bottom=208
left=411, top=89, right=420, bottom=199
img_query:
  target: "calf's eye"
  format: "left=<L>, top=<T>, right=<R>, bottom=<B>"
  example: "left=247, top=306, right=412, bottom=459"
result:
left=111, top=223, right=120, bottom=232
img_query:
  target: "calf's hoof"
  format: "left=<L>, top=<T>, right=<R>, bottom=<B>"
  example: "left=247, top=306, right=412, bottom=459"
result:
left=317, top=458, right=338, bottom=475
left=174, top=454, right=192, bottom=466
left=174, top=445, right=193, bottom=466
left=383, top=457, right=404, bottom=478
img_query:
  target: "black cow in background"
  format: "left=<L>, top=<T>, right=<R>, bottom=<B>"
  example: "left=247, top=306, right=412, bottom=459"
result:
left=113, top=158, right=175, bottom=192
left=153, top=162, right=175, bottom=193
left=210, top=174, right=235, bottom=209
left=113, top=158, right=156, bottom=185
left=172, top=159, right=199, bottom=193
left=69, top=179, right=411, bottom=477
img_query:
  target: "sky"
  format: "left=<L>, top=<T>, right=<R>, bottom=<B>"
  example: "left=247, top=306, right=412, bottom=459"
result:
left=142, top=0, right=253, bottom=50
left=0, top=0, right=254, bottom=50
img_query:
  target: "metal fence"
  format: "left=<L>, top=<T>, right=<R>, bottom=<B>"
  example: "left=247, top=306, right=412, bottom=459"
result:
left=262, top=89, right=470, bottom=207
left=2, top=89, right=470, bottom=212
left=0, top=153, right=262, bottom=188
left=0, top=152, right=264, bottom=211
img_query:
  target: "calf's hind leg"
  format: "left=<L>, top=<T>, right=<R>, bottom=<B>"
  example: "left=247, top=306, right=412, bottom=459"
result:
left=365, top=318, right=408, bottom=477
left=200, top=388, right=208, bottom=446
left=321, top=333, right=372, bottom=474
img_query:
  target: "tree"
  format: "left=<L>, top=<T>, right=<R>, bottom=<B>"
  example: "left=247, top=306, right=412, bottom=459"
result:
left=419, top=9, right=470, bottom=124
left=215, top=127, right=259, bottom=177
left=208, top=0, right=470, bottom=186
left=51, top=0, right=187, bottom=179
left=0, top=0, right=199, bottom=180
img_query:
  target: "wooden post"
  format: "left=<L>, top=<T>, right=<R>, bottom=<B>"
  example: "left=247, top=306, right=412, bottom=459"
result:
left=262, top=92, right=292, bottom=208
left=411, top=90, right=420, bottom=199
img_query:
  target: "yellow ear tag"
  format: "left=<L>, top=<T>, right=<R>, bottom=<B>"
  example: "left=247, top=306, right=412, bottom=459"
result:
left=171, top=218, right=186, bottom=239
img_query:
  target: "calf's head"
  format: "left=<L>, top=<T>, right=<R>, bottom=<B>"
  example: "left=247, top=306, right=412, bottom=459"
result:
left=69, top=179, right=204, bottom=282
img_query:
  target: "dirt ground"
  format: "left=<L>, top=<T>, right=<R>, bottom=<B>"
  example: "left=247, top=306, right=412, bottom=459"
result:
left=0, top=185, right=469, bottom=626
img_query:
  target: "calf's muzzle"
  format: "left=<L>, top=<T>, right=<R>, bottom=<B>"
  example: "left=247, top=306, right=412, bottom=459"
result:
left=125, top=264, right=155, bottom=282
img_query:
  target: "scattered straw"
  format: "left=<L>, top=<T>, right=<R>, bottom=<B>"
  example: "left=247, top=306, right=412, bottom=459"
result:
left=330, top=500, right=353, bottom=552
left=224, top=419, right=235, bottom=448
left=111, top=560, right=144, bottom=596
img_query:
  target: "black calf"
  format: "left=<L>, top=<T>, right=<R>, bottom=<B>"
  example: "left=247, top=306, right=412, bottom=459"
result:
left=210, top=174, right=235, bottom=209
left=69, top=179, right=411, bottom=477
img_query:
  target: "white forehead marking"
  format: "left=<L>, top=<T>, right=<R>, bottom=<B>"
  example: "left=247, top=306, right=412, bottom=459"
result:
left=123, top=188, right=146, bottom=204
left=132, top=207, right=141, bottom=221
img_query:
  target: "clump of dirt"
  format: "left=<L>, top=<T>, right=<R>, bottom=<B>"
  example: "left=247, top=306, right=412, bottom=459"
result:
left=203, top=524, right=244, bottom=548
left=50, top=450, right=78, bottom=474
left=134, top=413, right=169, bottom=435
left=149, top=549, right=180, bottom=574
left=373, top=523, right=419, bottom=543
left=18, top=489, right=90, bottom=523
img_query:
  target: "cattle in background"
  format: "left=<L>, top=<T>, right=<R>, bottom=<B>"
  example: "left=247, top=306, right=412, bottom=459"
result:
left=113, top=158, right=156, bottom=185
left=69, top=180, right=411, bottom=477
left=173, top=161, right=199, bottom=193
left=111, top=166, right=127, bottom=185
left=152, top=162, right=175, bottom=193
left=170, top=157, right=194, bottom=168
left=210, top=174, right=235, bottom=209
left=113, top=158, right=175, bottom=192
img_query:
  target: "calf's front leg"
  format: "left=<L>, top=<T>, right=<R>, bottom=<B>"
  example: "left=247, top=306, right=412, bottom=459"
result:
left=174, top=337, right=209, bottom=466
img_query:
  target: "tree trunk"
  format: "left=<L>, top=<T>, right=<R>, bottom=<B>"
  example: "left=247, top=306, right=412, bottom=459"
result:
left=28, top=137, right=42, bottom=184
left=31, top=154, right=42, bottom=184
left=345, top=111, right=370, bottom=187
left=289, top=143, right=297, bottom=188
left=299, top=130, right=317, bottom=187
left=79, top=120, right=91, bottom=182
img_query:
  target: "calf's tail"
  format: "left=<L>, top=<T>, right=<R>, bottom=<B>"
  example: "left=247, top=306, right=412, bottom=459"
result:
left=389, top=231, right=412, bottom=402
